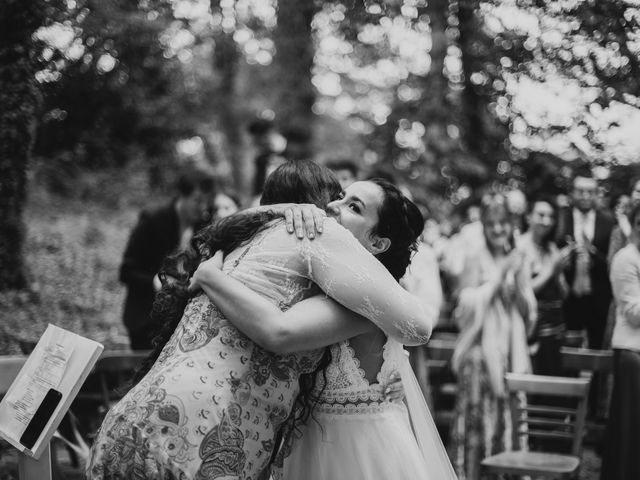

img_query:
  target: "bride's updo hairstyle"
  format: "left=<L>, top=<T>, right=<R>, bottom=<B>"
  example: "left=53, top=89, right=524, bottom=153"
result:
left=367, top=179, right=424, bottom=280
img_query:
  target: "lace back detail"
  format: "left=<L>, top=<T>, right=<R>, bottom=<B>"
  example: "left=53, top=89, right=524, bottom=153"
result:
left=313, top=338, right=406, bottom=416
left=377, top=338, right=398, bottom=385
left=322, top=341, right=369, bottom=391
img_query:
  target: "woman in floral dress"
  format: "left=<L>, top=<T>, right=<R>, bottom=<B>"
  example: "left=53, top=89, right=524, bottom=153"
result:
left=448, top=194, right=537, bottom=480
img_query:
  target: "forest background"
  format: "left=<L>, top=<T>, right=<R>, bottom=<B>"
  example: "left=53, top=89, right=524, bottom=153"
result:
left=2, top=0, right=640, bottom=351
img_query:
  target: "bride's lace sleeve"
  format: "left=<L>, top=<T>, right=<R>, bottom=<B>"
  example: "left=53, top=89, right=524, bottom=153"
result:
left=303, top=219, right=434, bottom=346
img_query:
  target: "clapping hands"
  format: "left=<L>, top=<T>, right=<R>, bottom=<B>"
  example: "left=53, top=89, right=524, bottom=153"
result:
left=499, top=249, right=526, bottom=300
left=553, top=244, right=574, bottom=274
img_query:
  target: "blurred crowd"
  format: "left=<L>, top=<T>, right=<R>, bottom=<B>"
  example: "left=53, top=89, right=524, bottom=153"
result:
left=118, top=118, right=640, bottom=480
left=413, top=169, right=640, bottom=480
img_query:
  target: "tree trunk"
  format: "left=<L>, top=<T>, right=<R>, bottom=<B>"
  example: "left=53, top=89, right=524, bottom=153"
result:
left=0, top=0, right=44, bottom=290
left=210, top=0, right=246, bottom=196
left=273, top=0, right=317, bottom=141
left=456, top=0, right=508, bottom=179
left=421, top=0, right=450, bottom=130
left=457, top=0, right=486, bottom=158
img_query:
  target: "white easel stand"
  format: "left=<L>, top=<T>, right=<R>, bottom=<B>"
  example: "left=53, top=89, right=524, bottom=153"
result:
left=18, top=444, right=52, bottom=480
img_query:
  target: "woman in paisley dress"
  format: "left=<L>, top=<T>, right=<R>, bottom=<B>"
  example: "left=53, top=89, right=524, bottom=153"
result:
left=191, top=179, right=456, bottom=480
left=86, top=161, right=433, bottom=480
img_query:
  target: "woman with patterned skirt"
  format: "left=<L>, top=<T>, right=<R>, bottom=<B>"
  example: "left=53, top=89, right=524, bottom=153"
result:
left=448, top=194, right=536, bottom=480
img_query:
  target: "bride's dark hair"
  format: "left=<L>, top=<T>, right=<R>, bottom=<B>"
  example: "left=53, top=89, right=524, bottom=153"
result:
left=368, top=178, right=424, bottom=280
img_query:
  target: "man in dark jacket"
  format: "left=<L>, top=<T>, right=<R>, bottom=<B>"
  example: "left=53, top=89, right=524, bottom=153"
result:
left=120, top=168, right=215, bottom=349
left=556, top=172, right=615, bottom=350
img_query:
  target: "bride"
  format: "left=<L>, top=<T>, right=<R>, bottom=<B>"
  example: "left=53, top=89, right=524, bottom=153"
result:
left=87, top=161, right=436, bottom=480
left=192, top=180, right=456, bottom=480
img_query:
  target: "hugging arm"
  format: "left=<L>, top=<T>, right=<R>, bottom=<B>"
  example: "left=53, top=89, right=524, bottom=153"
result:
left=305, top=221, right=433, bottom=346
left=194, top=219, right=433, bottom=348
left=193, top=257, right=375, bottom=353
left=241, top=203, right=326, bottom=239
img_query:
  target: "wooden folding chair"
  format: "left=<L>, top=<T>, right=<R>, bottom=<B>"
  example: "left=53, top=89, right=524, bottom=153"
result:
left=93, top=350, right=150, bottom=410
left=0, top=356, right=27, bottom=395
left=76, top=350, right=150, bottom=409
left=73, top=349, right=150, bottom=437
left=481, top=373, right=591, bottom=479
left=560, top=347, right=613, bottom=377
left=561, top=346, right=614, bottom=432
left=426, top=337, right=458, bottom=396
left=425, top=336, right=458, bottom=437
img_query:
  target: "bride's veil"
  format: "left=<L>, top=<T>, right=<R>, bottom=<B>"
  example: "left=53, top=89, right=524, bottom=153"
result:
left=398, top=349, right=458, bottom=479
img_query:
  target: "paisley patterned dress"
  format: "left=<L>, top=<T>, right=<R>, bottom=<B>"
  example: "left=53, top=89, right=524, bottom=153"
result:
left=87, top=219, right=430, bottom=480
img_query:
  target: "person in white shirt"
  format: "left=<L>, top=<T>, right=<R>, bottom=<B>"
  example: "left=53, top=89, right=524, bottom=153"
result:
left=601, top=200, right=640, bottom=480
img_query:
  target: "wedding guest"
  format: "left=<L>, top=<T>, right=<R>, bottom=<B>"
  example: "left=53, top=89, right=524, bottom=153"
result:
left=600, top=201, right=640, bottom=480
left=519, top=196, right=572, bottom=375
left=247, top=118, right=287, bottom=197
left=505, top=188, right=527, bottom=243
left=608, top=177, right=640, bottom=266
left=449, top=193, right=537, bottom=480
left=213, top=190, right=241, bottom=221
left=401, top=203, right=444, bottom=327
left=326, top=158, right=359, bottom=189
left=440, top=198, right=484, bottom=280
left=555, top=171, right=614, bottom=350
left=281, top=125, right=312, bottom=162
left=401, top=206, right=445, bottom=401
left=604, top=177, right=640, bottom=348
left=119, top=168, right=215, bottom=350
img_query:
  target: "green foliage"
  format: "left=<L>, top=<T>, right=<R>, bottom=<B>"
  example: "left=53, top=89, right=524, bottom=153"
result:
left=0, top=0, right=46, bottom=290
left=0, top=190, right=139, bottom=354
left=484, top=0, right=640, bottom=165
left=34, top=0, right=217, bottom=174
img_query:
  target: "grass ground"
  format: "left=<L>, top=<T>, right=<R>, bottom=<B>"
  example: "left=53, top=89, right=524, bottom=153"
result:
left=0, top=170, right=155, bottom=355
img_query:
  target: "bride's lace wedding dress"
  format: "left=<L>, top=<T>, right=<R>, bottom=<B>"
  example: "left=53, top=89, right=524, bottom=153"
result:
left=273, top=338, right=451, bottom=480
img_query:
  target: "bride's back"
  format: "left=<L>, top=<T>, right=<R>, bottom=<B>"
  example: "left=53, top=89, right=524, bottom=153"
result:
left=348, top=330, right=386, bottom=383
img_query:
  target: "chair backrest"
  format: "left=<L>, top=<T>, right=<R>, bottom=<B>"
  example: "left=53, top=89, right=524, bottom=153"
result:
left=0, top=355, right=28, bottom=395
left=426, top=338, right=457, bottom=363
left=92, top=350, right=150, bottom=408
left=505, top=373, right=590, bottom=457
left=560, top=347, right=613, bottom=375
left=94, top=350, right=150, bottom=373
